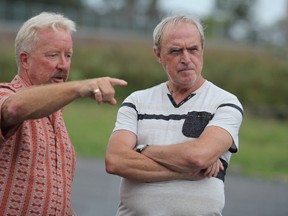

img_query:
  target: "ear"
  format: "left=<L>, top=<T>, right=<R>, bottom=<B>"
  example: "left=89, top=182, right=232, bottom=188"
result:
left=153, top=47, right=162, bottom=64
left=19, top=52, right=29, bottom=70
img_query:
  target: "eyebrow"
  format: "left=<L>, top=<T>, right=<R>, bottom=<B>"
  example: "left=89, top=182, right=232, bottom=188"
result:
left=168, top=44, right=199, bottom=51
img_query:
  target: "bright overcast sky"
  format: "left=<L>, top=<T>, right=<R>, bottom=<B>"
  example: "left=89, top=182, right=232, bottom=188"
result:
left=159, top=0, right=287, bottom=26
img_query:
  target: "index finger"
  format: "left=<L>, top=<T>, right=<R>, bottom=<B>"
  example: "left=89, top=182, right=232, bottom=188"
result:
left=109, top=78, right=128, bottom=86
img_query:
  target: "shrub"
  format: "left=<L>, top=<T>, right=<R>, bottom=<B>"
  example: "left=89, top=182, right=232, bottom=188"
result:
left=1, top=37, right=288, bottom=118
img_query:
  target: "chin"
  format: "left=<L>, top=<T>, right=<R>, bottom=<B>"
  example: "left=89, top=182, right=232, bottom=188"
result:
left=183, top=78, right=197, bottom=86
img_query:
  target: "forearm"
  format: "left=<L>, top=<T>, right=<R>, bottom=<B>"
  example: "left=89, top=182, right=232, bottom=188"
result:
left=142, top=127, right=232, bottom=173
left=105, top=130, right=205, bottom=182
left=2, top=81, right=82, bottom=127
left=2, top=77, right=127, bottom=128
left=106, top=151, right=204, bottom=182
left=106, top=136, right=205, bottom=180
left=142, top=143, right=201, bottom=173
left=142, top=145, right=225, bottom=179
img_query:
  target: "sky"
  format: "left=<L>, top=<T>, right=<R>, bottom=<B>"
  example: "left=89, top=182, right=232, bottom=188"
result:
left=159, top=0, right=287, bottom=26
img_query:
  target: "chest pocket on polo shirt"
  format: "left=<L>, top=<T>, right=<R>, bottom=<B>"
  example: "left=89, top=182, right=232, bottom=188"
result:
left=182, top=111, right=214, bottom=138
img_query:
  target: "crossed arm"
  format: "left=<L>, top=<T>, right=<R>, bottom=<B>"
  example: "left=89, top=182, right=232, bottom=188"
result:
left=105, top=125, right=232, bottom=182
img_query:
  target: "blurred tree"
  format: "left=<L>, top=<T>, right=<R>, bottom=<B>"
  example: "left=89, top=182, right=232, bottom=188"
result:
left=89, top=0, right=161, bottom=31
left=89, top=0, right=160, bottom=18
left=0, top=0, right=85, bottom=24
left=109, top=0, right=160, bottom=16
left=146, top=0, right=159, bottom=19
left=212, top=0, right=257, bottom=41
left=124, top=0, right=136, bottom=14
left=285, top=0, right=288, bottom=44
left=0, top=0, right=83, bottom=8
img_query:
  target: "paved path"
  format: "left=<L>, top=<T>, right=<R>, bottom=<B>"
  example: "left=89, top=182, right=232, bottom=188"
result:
left=71, top=158, right=288, bottom=216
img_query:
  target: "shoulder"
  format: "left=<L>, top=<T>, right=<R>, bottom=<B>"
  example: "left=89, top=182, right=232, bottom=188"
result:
left=0, top=75, right=27, bottom=93
left=0, top=83, right=16, bottom=99
left=205, top=80, right=240, bottom=100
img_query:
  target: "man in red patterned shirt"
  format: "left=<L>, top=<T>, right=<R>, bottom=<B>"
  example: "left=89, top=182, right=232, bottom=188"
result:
left=0, top=12, right=127, bottom=215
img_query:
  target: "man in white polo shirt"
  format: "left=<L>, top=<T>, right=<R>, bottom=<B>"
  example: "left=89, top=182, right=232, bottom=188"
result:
left=105, top=15, right=243, bottom=216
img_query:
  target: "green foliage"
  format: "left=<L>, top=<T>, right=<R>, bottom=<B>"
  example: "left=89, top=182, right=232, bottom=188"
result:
left=0, top=50, right=17, bottom=82
left=71, top=40, right=166, bottom=98
left=1, top=37, right=288, bottom=118
left=204, top=47, right=288, bottom=103
left=231, top=115, right=288, bottom=182
left=63, top=100, right=119, bottom=157
left=203, top=46, right=288, bottom=118
left=71, top=39, right=288, bottom=118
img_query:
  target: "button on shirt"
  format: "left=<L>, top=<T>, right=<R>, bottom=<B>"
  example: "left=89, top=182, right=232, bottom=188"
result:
left=0, top=75, right=75, bottom=216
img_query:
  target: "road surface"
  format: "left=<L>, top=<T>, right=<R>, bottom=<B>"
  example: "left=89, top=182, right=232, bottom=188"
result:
left=71, top=158, right=288, bottom=216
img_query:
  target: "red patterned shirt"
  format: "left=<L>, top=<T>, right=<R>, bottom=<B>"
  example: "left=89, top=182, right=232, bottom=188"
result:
left=0, top=75, right=76, bottom=216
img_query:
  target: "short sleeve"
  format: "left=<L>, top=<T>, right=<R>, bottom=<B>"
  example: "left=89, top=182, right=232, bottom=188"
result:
left=208, top=101, right=243, bottom=153
left=113, top=95, right=139, bottom=135
left=0, top=86, right=17, bottom=143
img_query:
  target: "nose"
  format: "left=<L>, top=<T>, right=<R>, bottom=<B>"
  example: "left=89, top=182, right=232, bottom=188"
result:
left=56, top=54, right=70, bottom=70
left=181, top=50, right=190, bottom=64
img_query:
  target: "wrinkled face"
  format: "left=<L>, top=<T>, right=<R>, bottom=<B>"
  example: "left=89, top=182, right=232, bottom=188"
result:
left=19, top=27, right=73, bottom=85
left=154, top=22, right=204, bottom=90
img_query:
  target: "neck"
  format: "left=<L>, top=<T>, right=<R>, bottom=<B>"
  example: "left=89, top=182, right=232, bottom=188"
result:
left=167, top=79, right=205, bottom=103
left=167, top=79, right=205, bottom=95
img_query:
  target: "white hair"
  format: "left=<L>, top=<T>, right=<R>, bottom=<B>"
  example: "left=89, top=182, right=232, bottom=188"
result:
left=15, top=12, right=76, bottom=66
left=153, top=15, right=205, bottom=50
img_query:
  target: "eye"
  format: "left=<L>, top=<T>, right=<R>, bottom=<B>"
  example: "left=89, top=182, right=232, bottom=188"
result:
left=66, top=53, right=73, bottom=60
left=46, top=53, right=58, bottom=59
left=169, top=48, right=181, bottom=54
left=188, top=46, right=199, bottom=53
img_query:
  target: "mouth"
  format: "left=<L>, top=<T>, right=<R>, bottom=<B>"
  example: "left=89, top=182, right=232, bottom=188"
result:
left=52, top=77, right=64, bottom=83
left=178, top=68, right=194, bottom=73
left=51, top=72, right=67, bottom=83
left=51, top=76, right=65, bottom=83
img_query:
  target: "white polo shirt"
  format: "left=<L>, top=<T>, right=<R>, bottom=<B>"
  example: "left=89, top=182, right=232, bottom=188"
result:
left=113, top=80, right=243, bottom=216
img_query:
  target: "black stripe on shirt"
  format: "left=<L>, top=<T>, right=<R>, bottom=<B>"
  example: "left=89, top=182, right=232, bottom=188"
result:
left=121, top=103, right=187, bottom=121
left=217, top=158, right=228, bottom=182
left=229, top=147, right=238, bottom=154
left=167, top=93, right=196, bottom=108
left=122, top=102, right=243, bottom=120
left=217, top=103, right=244, bottom=116
left=138, top=114, right=187, bottom=121
left=121, top=102, right=138, bottom=113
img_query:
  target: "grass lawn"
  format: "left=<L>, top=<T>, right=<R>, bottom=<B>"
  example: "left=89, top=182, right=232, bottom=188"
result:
left=63, top=99, right=119, bottom=158
left=63, top=100, right=288, bottom=182
left=230, top=116, right=288, bottom=182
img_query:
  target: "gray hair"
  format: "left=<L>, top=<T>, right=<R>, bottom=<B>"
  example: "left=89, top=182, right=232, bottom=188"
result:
left=153, top=15, right=205, bottom=51
left=15, top=12, right=76, bottom=66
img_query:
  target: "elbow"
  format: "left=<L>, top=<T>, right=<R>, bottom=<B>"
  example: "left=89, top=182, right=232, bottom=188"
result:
left=196, top=158, right=210, bottom=170
left=186, top=153, right=210, bottom=170
left=105, top=155, right=118, bottom=175
left=6, top=106, right=21, bottom=119
left=191, top=157, right=206, bottom=170
left=2, top=101, right=24, bottom=127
